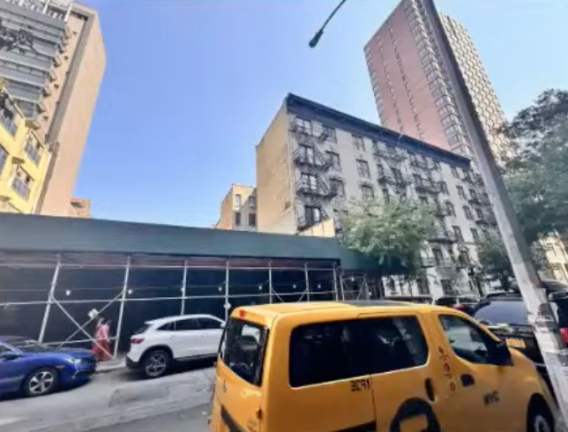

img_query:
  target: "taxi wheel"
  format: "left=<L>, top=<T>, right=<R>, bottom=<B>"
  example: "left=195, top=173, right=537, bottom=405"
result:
left=527, top=403, right=554, bottom=432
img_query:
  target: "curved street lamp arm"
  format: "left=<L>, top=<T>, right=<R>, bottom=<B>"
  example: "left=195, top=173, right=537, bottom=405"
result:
left=309, top=0, right=350, bottom=48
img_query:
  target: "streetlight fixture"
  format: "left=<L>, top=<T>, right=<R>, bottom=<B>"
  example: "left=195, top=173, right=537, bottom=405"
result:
left=308, top=0, right=349, bottom=49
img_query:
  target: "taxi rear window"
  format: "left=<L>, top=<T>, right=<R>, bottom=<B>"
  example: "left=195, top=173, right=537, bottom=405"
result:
left=220, top=318, right=268, bottom=386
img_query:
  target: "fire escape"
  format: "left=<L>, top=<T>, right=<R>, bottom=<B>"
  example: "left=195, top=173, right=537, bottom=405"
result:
left=373, top=142, right=409, bottom=194
left=290, top=123, right=336, bottom=231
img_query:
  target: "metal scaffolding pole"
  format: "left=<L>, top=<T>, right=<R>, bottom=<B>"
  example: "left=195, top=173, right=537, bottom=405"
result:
left=333, top=265, right=339, bottom=301
left=304, top=263, right=310, bottom=302
left=224, top=260, right=230, bottom=322
left=180, top=259, right=188, bottom=316
left=113, top=256, right=131, bottom=357
left=39, top=254, right=61, bottom=342
left=268, top=261, right=273, bottom=304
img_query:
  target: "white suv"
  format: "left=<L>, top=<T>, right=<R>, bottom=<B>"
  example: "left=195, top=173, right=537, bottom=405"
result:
left=126, top=314, right=225, bottom=378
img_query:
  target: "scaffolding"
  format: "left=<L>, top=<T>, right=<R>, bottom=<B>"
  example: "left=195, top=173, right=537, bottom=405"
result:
left=0, top=251, right=354, bottom=359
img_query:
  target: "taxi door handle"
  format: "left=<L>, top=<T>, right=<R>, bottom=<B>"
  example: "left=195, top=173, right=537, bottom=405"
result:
left=461, top=374, right=475, bottom=387
left=424, top=378, right=435, bottom=402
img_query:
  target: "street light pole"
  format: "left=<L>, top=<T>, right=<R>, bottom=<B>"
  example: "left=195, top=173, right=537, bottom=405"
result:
left=310, top=0, right=568, bottom=425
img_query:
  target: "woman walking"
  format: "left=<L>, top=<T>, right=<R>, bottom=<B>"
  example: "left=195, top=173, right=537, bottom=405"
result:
left=92, top=318, right=111, bottom=362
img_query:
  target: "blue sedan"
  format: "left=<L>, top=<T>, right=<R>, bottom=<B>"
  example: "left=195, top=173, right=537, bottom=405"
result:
left=0, top=336, right=97, bottom=398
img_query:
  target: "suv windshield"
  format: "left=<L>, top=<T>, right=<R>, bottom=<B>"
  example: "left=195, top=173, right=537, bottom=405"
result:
left=11, top=339, right=51, bottom=353
left=474, top=300, right=529, bottom=326
left=220, top=318, right=268, bottom=386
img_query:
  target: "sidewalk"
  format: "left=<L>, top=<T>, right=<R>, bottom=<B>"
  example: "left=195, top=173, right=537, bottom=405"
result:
left=97, top=356, right=126, bottom=373
left=0, top=367, right=214, bottom=432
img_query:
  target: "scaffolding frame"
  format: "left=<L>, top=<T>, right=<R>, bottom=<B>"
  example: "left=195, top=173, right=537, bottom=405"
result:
left=0, top=251, right=349, bottom=359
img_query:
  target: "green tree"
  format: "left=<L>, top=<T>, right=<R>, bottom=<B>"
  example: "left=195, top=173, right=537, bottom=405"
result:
left=476, top=233, right=514, bottom=290
left=501, top=89, right=568, bottom=243
left=477, top=233, right=550, bottom=290
left=340, top=197, right=436, bottom=279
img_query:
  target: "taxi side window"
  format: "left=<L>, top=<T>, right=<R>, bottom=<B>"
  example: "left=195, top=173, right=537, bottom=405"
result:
left=366, top=316, right=429, bottom=373
left=439, top=314, right=495, bottom=364
left=289, top=316, right=429, bottom=388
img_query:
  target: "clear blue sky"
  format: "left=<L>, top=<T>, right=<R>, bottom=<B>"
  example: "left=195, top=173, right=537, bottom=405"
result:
left=77, top=0, right=568, bottom=227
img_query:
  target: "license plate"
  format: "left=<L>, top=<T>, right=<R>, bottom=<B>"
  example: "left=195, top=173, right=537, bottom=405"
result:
left=506, top=338, right=526, bottom=349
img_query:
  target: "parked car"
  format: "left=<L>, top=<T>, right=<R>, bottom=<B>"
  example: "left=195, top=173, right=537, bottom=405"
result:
left=473, top=287, right=568, bottom=391
left=434, top=294, right=480, bottom=315
left=384, top=294, right=433, bottom=304
left=126, top=314, right=225, bottom=379
left=209, top=301, right=556, bottom=432
left=0, top=336, right=96, bottom=398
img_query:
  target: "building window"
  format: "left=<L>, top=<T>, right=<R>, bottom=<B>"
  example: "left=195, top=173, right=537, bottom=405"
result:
left=301, top=173, right=318, bottom=191
left=11, top=167, right=33, bottom=200
left=353, top=135, right=365, bottom=152
left=293, top=117, right=312, bottom=133
left=234, top=194, right=242, bottom=208
left=248, top=213, right=257, bottom=227
left=439, top=181, right=448, bottom=194
left=322, top=125, right=337, bottom=142
left=453, top=226, right=464, bottom=242
left=361, top=185, right=375, bottom=201
left=433, top=161, right=441, bottom=171
left=469, top=188, right=478, bottom=200
left=463, top=206, right=473, bottom=220
left=381, top=188, right=390, bottom=202
left=445, top=201, right=455, bottom=216
left=327, top=151, right=341, bottom=170
left=392, top=168, right=404, bottom=183
left=330, top=178, right=345, bottom=198
left=433, top=248, right=444, bottom=266
left=451, top=166, right=459, bottom=177
left=356, top=160, right=370, bottom=178
left=0, top=144, right=7, bottom=176
left=24, top=140, right=42, bottom=165
left=419, top=196, right=428, bottom=206
left=457, top=185, right=466, bottom=199
left=475, top=208, right=484, bottom=220
left=234, top=211, right=241, bottom=226
left=471, top=228, right=480, bottom=242
left=305, top=206, right=322, bottom=225
left=441, top=280, right=453, bottom=295
left=413, top=173, right=423, bottom=186
left=249, top=195, right=256, bottom=209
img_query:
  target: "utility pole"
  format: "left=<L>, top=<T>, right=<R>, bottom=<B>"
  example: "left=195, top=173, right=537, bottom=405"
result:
left=310, top=0, right=568, bottom=425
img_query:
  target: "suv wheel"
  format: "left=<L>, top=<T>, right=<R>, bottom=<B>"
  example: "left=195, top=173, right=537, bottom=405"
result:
left=24, top=367, right=58, bottom=397
left=142, top=349, right=171, bottom=379
left=527, top=403, right=553, bottom=432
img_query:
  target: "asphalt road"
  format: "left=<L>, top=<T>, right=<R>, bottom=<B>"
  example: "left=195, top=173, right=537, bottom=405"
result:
left=89, top=404, right=210, bottom=432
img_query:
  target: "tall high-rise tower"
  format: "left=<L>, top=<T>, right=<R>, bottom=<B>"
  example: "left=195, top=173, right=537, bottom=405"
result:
left=364, top=0, right=508, bottom=161
left=0, top=0, right=105, bottom=215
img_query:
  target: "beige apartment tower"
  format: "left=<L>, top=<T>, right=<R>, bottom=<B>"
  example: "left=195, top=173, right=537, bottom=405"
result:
left=364, top=0, right=507, bottom=160
left=0, top=0, right=105, bottom=216
left=215, top=184, right=257, bottom=231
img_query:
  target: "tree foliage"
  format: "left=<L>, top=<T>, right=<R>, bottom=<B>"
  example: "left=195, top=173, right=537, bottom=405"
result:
left=477, top=232, right=550, bottom=290
left=476, top=233, right=514, bottom=290
left=340, top=197, right=436, bottom=278
left=501, top=89, right=568, bottom=243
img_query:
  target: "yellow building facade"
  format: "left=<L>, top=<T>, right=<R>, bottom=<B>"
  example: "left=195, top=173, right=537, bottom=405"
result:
left=0, top=91, right=51, bottom=214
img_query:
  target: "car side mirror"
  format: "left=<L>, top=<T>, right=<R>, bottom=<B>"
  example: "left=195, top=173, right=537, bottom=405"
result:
left=0, top=352, right=19, bottom=361
left=220, top=323, right=225, bottom=329
left=490, top=342, right=511, bottom=366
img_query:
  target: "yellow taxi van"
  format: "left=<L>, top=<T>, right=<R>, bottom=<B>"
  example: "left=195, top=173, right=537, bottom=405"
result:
left=209, top=301, right=557, bottom=432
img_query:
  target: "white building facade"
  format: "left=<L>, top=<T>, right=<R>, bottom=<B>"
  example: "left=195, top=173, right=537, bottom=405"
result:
left=256, top=94, right=498, bottom=299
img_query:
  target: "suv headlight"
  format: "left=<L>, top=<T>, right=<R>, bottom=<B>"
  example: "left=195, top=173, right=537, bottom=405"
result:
left=67, top=358, right=82, bottom=365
